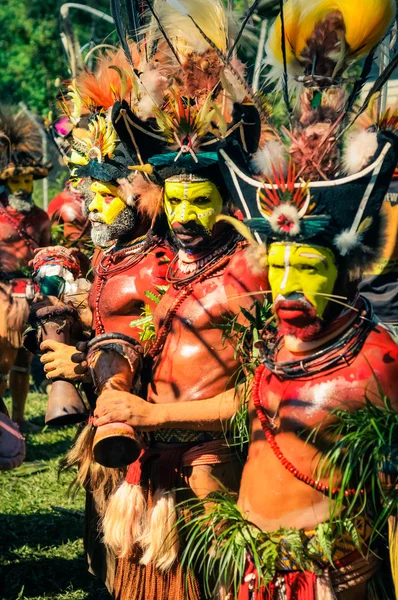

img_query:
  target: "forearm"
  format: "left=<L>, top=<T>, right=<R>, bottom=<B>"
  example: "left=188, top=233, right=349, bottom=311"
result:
left=151, top=387, right=243, bottom=432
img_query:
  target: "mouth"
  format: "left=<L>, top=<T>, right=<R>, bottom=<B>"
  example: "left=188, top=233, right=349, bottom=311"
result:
left=275, top=299, right=317, bottom=326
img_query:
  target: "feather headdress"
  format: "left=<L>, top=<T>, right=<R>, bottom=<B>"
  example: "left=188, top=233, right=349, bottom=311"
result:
left=266, top=0, right=396, bottom=88
left=0, top=106, right=50, bottom=180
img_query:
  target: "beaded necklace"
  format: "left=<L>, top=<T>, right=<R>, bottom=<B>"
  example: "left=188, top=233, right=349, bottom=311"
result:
left=166, top=234, right=243, bottom=288
left=253, top=363, right=364, bottom=499
left=93, top=235, right=155, bottom=336
left=149, top=239, right=245, bottom=358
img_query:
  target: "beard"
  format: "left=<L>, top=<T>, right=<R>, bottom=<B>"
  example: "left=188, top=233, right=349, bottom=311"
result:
left=171, top=221, right=213, bottom=253
left=7, top=192, right=33, bottom=213
left=274, top=293, right=323, bottom=341
left=89, top=206, right=137, bottom=248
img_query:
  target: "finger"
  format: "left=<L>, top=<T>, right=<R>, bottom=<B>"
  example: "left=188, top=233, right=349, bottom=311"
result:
left=40, top=340, right=61, bottom=352
left=93, top=415, right=112, bottom=427
left=74, top=363, right=88, bottom=375
left=43, top=362, right=56, bottom=373
left=46, top=369, right=62, bottom=379
left=40, top=352, right=55, bottom=364
left=76, top=341, right=88, bottom=352
left=71, top=352, right=86, bottom=364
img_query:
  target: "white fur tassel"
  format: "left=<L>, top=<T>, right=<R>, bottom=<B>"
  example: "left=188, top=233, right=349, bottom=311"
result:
left=102, top=481, right=147, bottom=557
left=139, top=489, right=179, bottom=572
left=251, top=141, right=288, bottom=178
left=342, top=130, right=378, bottom=175
left=333, top=229, right=360, bottom=256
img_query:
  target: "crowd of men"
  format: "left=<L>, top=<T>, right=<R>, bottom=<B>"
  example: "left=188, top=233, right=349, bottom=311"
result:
left=1, top=0, right=398, bottom=598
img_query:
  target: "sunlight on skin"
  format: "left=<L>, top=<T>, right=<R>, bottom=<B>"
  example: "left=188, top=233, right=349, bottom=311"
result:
left=164, top=180, right=223, bottom=232
left=268, top=242, right=338, bottom=317
left=89, top=181, right=126, bottom=225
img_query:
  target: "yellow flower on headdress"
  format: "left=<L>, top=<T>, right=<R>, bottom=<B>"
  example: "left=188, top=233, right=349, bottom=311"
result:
left=71, top=115, right=118, bottom=165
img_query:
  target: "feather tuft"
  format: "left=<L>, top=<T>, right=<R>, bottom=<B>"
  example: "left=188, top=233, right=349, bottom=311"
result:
left=130, top=172, right=163, bottom=217
left=342, top=130, right=378, bottom=175
left=334, top=228, right=360, bottom=256
left=251, top=141, right=288, bottom=178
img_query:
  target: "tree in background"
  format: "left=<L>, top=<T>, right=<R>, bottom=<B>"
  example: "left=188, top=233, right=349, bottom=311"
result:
left=0, top=0, right=113, bottom=116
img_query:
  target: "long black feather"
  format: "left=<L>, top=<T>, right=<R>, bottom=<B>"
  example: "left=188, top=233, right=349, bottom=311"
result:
left=343, top=52, right=398, bottom=135
left=125, top=0, right=143, bottom=43
left=227, top=0, right=262, bottom=60
left=110, top=0, right=136, bottom=71
left=142, top=0, right=182, bottom=64
left=279, top=0, right=292, bottom=119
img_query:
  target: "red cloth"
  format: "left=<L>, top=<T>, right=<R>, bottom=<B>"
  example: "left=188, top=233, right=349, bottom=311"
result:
left=238, top=560, right=317, bottom=600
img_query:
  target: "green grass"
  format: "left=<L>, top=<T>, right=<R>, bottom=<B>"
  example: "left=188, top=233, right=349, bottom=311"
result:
left=0, top=393, right=110, bottom=600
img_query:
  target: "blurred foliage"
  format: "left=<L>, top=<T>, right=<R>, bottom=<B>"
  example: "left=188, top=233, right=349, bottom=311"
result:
left=0, top=0, right=115, bottom=117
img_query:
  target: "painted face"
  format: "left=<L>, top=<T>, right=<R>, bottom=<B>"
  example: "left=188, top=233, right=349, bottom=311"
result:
left=6, top=174, right=34, bottom=195
left=268, top=242, right=338, bottom=340
left=164, top=180, right=223, bottom=251
left=88, top=181, right=126, bottom=226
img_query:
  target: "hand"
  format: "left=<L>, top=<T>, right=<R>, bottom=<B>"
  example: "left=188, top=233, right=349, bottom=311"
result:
left=93, top=390, right=159, bottom=431
left=40, top=340, right=88, bottom=381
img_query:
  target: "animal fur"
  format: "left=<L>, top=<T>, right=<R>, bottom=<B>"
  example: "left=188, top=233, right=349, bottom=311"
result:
left=245, top=242, right=268, bottom=276
left=129, top=172, right=163, bottom=218
left=61, top=423, right=124, bottom=516
left=342, top=129, right=378, bottom=175
left=102, top=480, right=147, bottom=557
left=251, top=141, right=288, bottom=178
left=0, top=106, right=43, bottom=172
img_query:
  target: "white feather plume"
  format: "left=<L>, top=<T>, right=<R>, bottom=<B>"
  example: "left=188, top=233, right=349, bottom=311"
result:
left=334, top=229, right=360, bottom=256
left=251, top=141, right=288, bottom=178
left=342, top=130, right=378, bottom=175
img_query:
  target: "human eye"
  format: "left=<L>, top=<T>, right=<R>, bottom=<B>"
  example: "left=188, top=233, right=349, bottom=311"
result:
left=270, top=262, right=284, bottom=270
left=298, top=264, right=317, bottom=273
left=168, top=197, right=181, bottom=206
left=194, top=196, right=210, bottom=205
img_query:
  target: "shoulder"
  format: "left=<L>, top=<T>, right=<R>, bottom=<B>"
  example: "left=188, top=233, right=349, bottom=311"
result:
left=360, top=323, right=398, bottom=404
left=223, top=243, right=268, bottom=296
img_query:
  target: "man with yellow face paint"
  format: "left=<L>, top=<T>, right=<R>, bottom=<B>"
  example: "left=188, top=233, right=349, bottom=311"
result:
left=163, top=178, right=223, bottom=250
left=268, top=242, right=338, bottom=342
left=216, top=112, right=398, bottom=598
left=0, top=106, right=51, bottom=432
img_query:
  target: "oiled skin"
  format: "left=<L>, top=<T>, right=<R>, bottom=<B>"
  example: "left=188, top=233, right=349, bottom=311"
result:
left=0, top=202, right=51, bottom=272
left=148, top=247, right=267, bottom=497
left=88, top=246, right=172, bottom=338
left=149, top=248, right=266, bottom=405
left=238, top=322, right=398, bottom=598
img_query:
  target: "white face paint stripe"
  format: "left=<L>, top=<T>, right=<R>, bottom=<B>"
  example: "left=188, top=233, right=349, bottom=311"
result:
left=299, top=252, right=327, bottom=265
left=280, top=245, right=291, bottom=291
left=184, top=181, right=189, bottom=199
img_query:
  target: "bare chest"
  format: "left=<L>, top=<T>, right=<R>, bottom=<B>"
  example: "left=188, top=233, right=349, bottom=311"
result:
left=155, top=277, right=229, bottom=333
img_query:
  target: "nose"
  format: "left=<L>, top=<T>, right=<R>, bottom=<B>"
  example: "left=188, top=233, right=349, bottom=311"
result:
left=179, top=201, right=197, bottom=224
left=88, top=194, right=102, bottom=213
left=279, top=266, right=302, bottom=296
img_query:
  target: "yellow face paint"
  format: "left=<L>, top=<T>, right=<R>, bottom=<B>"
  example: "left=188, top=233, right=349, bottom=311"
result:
left=89, top=181, right=126, bottom=225
left=7, top=174, right=34, bottom=195
left=164, top=180, right=223, bottom=233
left=268, top=242, right=338, bottom=317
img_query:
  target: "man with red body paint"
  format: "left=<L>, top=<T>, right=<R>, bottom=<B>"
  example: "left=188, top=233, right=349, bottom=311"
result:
left=217, top=128, right=398, bottom=599
left=0, top=106, right=51, bottom=431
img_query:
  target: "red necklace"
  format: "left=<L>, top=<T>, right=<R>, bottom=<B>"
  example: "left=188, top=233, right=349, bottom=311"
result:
left=253, top=364, right=363, bottom=498
left=93, top=236, right=154, bottom=336
left=149, top=240, right=245, bottom=358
